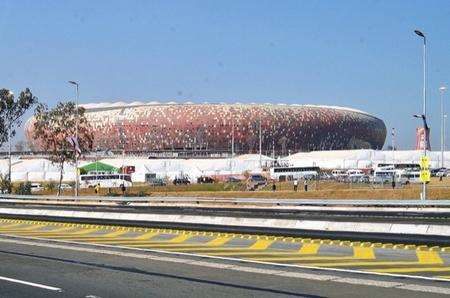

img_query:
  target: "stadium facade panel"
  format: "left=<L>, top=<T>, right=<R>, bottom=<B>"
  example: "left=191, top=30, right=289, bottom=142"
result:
left=25, top=102, right=386, bottom=154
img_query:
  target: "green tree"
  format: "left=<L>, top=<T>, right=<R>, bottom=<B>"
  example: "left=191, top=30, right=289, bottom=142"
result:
left=0, top=88, right=38, bottom=146
left=33, top=102, right=94, bottom=195
left=0, top=88, right=38, bottom=193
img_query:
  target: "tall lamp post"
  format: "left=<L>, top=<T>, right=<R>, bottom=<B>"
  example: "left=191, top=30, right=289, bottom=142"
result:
left=414, top=29, right=427, bottom=200
left=391, top=127, right=396, bottom=165
left=68, top=81, right=79, bottom=196
left=445, top=114, right=448, bottom=155
left=440, top=86, right=447, bottom=168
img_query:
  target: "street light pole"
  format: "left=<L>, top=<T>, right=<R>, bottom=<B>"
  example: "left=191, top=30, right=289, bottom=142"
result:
left=445, top=114, right=448, bottom=156
left=68, top=81, right=79, bottom=196
left=414, top=29, right=427, bottom=200
left=391, top=127, right=395, bottom=165
left=259, top=112, right=262, bottom=168
left=440, top=86, right=447, bottom=169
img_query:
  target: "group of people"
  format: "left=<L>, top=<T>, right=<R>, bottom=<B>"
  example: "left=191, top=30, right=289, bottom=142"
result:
left=94, top=183, right=127, bottom=195
left=293, top=179, right=308, bottom=192
left=271, top=179, right=309, bottom=192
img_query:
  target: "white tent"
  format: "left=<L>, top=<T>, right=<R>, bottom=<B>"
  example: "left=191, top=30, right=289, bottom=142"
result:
left=1, top=150, right=447, bottom=183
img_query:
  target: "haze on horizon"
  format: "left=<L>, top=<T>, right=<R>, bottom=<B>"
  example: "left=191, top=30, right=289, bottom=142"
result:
left=1, top=0, right=450, bottom=150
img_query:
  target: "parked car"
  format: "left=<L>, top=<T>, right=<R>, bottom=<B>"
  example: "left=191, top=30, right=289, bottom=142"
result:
left=436, top=168, right=447, bottom=177
left=148, top=178, right=166, bottom=186
left=227, top=176, right=242, bottom=183
left=248, top=174, right=267, bottom=185
left=60, top=183, right=73, bottom=189
left=173, top=177, right=190, bottom=185
left=197, top=176, right=215, bottom=184
left=30, top=183, right=44, bottom=192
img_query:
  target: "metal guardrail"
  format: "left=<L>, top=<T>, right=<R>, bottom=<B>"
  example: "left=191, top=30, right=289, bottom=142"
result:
left=1, top=194, right=450, bottom=207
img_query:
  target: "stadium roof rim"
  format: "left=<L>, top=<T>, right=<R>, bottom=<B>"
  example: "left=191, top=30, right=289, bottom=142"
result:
left=79, top=101, right=373, bottom=117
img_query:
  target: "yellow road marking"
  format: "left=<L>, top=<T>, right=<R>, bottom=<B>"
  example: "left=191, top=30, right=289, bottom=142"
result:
left=166, top=234, right=192, bottom=243
left=135, top=231, right=160, bottom=240
left=303, top=260, right=436, bottom=268
left=9, top=226, right=76, bottom=236
left=122, top=234, right=193, bottom=247
left=57, top=229, right=130, bottom=241
left=206, top=237, right=232, bottom=246
left=86, top=232, right=162, bottom=244
left=214, top=253, right=361, bottom=260
left=0, top=224, right=46, bottom=232
left=416, top=250, right=443, bottom=265
left=371, top=267, right=450, bottom=274
left=0, top=223, right=26, bottom=229
left=299, top=243, right=320, bottom=255
left=300, top=250, right=444, bottom=268
left=37, top=228, right=100, bottom=238
left=159, top=245, right=256, bottom=252
left=248, top=239, right=274, bottom=250
left=353, top=246, right=375, bottom=259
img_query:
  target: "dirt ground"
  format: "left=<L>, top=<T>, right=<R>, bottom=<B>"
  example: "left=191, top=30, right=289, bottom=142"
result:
left=36, top=177, right=450, bottom=200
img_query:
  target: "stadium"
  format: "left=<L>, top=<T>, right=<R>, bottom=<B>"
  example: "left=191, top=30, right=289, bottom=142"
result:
left=25, top=102, right=386, bottom=154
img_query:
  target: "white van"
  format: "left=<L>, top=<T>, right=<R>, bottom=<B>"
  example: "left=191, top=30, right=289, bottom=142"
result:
left=30, top=183, right=44, bottom=192
left=398, top=171, right=421, bottom=184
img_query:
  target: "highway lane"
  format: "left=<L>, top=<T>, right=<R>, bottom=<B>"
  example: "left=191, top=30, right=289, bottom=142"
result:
left=0, top=238, right=449, bottom=297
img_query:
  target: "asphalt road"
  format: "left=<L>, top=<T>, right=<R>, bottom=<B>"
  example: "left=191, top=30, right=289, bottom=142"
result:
left=0, top=240, right=449, bottom=298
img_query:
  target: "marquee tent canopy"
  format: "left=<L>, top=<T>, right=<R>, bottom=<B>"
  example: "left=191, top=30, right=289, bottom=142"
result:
left=79, top=161, right=119, bottom=174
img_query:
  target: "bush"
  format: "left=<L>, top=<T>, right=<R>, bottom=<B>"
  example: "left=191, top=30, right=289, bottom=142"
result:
left=45, top=181, right=56, bottom=191
left=14, top=182, right=32, bottom=195
left=0, top=174, right=11, bottom=194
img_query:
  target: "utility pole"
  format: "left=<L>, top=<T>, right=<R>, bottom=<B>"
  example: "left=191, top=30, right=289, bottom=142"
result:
left=259, top=112, right=262, bottom=168
left=414, top=29, right=427, bottom=201
left=440, top=86, right=447, bottom=168
left=391, top=127, right=396, bottom=165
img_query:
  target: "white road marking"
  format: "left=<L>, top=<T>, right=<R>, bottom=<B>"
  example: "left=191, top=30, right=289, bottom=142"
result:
left=0, top=234, right=449, bottom=295
left=0, top=275, right=62, bottom=291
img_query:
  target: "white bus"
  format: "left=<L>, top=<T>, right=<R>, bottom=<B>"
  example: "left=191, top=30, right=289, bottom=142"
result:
left=80, top=173, right=132, bottom=188
left=346, top=169, right=365, bottom=178
left=331, top=169, right=347, bottom=178
left=270, top=166, right=319, bottom=181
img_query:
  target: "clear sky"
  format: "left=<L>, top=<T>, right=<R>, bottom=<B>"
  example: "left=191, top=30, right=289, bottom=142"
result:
left=1, top=0, right=450, bottom=150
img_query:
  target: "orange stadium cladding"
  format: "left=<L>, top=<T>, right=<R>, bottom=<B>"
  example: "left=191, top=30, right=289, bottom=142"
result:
left=25, top=102, right=387, bottom=154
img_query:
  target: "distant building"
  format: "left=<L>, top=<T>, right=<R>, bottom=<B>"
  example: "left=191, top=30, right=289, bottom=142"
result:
left=25, top=102, right=386, bottom=154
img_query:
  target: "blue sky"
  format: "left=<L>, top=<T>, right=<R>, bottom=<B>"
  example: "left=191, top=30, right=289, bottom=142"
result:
left=1, top=0, right=450, bottom=149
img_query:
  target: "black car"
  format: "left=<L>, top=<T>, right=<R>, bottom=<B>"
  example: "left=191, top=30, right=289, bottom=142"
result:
left=173, top=177, right=190, bottom=185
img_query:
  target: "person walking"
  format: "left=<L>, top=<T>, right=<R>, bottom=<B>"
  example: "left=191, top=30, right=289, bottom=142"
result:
left=272, top=182, right=276, bottom=192
left=293, top=179, right=298, bottom=192
left=95, top=183, right=100, bottom=195
left=304, top=179, right=308, bottom=192
left=120, top=183, right=126, bottom=196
